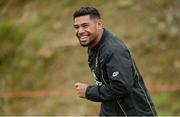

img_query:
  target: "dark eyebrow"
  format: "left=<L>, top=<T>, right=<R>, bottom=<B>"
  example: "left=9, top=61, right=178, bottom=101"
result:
left=81, top=23, right=89, bottom=25
left=74, top=22, right=89, bottom=27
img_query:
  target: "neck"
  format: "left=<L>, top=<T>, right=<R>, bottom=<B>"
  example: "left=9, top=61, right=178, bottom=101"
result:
left=89, top=29, right=104, bottom=48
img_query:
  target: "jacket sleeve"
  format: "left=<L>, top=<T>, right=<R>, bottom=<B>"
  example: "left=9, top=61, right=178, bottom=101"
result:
left=86, top=48, right=134, bottom=102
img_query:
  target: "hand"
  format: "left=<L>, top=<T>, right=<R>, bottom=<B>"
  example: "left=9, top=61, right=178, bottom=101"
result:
left=75, top=82, right=89, bottom=98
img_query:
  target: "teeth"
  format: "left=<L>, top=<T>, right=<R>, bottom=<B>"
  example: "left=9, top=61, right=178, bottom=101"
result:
left=80, top=36, right=88, bottom=40
left=80, top=36, right=87, bottom=38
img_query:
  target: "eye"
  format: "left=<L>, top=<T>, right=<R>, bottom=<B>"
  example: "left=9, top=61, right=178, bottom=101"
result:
left=74, top=25, right=79, bottom=29
left=82, top=24, right=89, bottom=28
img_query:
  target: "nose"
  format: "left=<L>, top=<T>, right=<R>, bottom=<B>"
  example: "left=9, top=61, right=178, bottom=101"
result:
left=77, top=27, right=85, bottom=34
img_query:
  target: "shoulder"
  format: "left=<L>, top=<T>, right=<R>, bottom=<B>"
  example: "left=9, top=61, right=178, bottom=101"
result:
left=104, top=34, right=129, bottom=54
left=99, top=34, right=130, bottom=62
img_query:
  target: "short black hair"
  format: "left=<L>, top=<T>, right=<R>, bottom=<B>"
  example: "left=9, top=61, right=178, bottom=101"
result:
left=73, top=6, right=101, bottom=20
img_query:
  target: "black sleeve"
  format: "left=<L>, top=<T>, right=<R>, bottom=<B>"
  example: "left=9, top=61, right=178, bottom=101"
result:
left=86, top=48, right=134, bottom=102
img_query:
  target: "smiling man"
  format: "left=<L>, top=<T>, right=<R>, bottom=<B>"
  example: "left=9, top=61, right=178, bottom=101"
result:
left=73, top=6, right=157, bottom=116
left=73, top=10, right=103, bottom=48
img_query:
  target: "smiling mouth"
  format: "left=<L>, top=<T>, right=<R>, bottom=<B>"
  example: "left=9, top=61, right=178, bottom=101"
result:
left=79, top=36, right=89, bottom=41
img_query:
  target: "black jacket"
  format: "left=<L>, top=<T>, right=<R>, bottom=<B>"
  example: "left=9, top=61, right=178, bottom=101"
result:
left=86, top=29, right=157, bottom=116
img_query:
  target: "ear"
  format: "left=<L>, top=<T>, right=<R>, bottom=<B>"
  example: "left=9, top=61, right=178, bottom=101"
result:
left=97, top=19, right=103, bottom=29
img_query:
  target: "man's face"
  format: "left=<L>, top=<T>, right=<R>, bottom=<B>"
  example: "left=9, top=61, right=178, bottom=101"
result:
left=73, top=15, right=102, bottom=47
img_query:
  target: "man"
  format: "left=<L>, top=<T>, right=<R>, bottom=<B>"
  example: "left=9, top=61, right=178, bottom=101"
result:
left=73, top=6, right=157, bottom=116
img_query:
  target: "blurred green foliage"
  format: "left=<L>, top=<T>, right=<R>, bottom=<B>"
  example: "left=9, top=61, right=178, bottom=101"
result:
left=153, top=92, right=180, bottom=115
left=0, top=22, right=25, bottom=64
left=0, top=0, right=179, bottom=116
left=32, top=39, right=44, bottom=50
